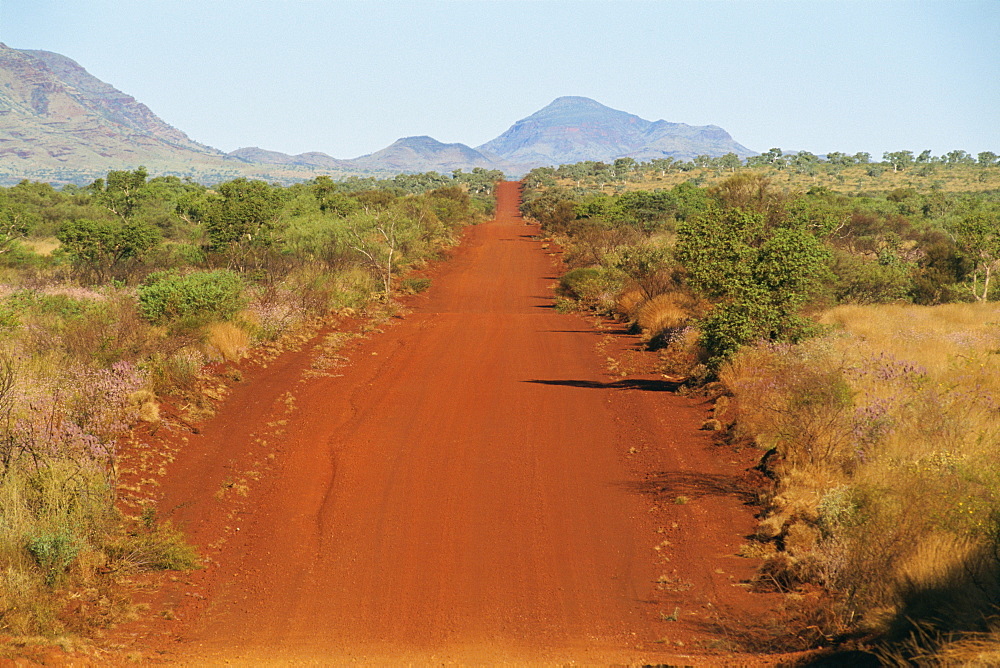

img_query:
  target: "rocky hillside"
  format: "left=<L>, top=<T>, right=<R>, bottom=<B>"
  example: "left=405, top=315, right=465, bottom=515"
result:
left=16, top=48, right=219, bottom=155
left=0, top=44, right=364, bottom=185
left=0, top=44, right=228, bottom=181
left=478, top=96, right=755, bottom=166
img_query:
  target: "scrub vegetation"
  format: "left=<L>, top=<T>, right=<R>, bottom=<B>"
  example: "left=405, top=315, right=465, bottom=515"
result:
left=523, top=153, right=1000, bottom=662
left=0, top=166, right=496, bottom=643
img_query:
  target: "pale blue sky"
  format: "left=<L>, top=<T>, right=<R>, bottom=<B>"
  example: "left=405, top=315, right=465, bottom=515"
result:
left=1, top=0, right=997, bottom=160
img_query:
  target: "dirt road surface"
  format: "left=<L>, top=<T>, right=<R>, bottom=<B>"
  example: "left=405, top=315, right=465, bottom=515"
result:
left=127, top=182, right=781, bottom=666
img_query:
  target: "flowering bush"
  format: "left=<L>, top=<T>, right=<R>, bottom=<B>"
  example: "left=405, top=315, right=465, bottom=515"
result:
left=722, top=303, right=1000, bottom=647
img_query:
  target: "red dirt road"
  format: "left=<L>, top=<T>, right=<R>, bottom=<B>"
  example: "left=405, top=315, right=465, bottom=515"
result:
left=131, top=182, right=779, bottom=665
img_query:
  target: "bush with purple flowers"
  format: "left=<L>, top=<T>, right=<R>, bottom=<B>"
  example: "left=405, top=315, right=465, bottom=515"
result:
left=722, top=302, right=1000, bottom=650
left=0, top=346, right=197, bottom=635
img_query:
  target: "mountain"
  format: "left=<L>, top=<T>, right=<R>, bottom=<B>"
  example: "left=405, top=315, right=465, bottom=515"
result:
left=228, top=146, right=353, bottom=170
left=0, top=44, right=227, bottom=177
left=225, top=137, right=502, bottom=177
left=0, top=43, right=365, bottom=185
left=342, top=99, right=756, bottom=175
left=1, top=43, right=759, bottom=184
left=478, top=96, right=755, bottom=166
left=346, top=136, right=500, bottom=173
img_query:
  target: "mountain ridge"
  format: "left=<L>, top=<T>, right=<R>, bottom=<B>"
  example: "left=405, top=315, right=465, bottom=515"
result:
left=478, top=95, right=754, bottom=165
left=1, top=45, right=757, bottom=184
left=18, top=48, right=220, bottom=156
left=0, top=44, right=225, bottom=167
left=347, top=136, right=502, bottom=172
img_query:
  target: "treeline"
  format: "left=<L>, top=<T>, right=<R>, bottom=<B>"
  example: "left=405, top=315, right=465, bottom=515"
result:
left=522, top=166, right=1000, bottom=660
left=0, top=167, right=501, bottom=275
left=0, top=167, right=495, bottom=639
left=527, top=149, right=1000, bottom=191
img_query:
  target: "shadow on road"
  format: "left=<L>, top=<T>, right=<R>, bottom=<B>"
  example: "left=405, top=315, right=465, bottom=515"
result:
left=542, top=329, right=625, bottom=335
left=621, top=470, right=760, bottom=504
left=524, top=378, right=682, bottom=392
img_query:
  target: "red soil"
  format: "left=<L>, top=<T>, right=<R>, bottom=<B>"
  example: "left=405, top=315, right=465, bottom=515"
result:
left=114, top=182, right=791, bottom=665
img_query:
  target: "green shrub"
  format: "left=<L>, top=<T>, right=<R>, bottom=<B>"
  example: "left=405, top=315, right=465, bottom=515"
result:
left=401, top=276, right=432, bottom=294
left=3, top=290, right=94, bottom=321
left=558, top=267, right=602, bottom=299
left=830, top=250, right=913, bottom=304
left=159, top=242, right=207, bottom=268
left=137, top=270, right=245, bottom=326
left=557, top=266, right=622, bottom=312
left=0, top=241, right=46, bottom=269
left=26, top=527, right=82, bottom=585
left=700, top=298, right=821, bottom=369
left=56, top=218, right=161, bottom=283
left=0, top=301, right=20, bottom=331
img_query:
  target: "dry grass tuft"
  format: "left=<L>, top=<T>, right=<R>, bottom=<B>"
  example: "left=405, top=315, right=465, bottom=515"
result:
left=877, top=622, right=1000, bottom=667
left=128, top=390, right=161, bottom=424
left=203, top=322, right=251, bottom=362
left=636, top=293, right=689, bottom=337
left=656, top=325, right=706, bottom=377
left=615, top=287, right=647, bottom=319
left=928, top=630, right=1000, bottom=667
left=138, top=400, right=160, bottom=423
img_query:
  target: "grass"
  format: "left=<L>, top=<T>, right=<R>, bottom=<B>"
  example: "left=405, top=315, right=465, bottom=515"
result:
left=0, top=345, right=200, bottom=637
left=18, top=238, right=60, bottom=256
left=400, top=276, right=432, bottom=294
left=204, top=321, right=251, bottom=362
left=0, top=273, right=316, bottom=640
left=636, top=293, right=689, bottom=339
left=720, top=302, right=1000, bottom=660
left=876, top=623, right=1000, bottom=666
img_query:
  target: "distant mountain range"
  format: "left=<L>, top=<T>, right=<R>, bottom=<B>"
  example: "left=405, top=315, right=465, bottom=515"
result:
left=478, top=96, right=753, bottom=167
left=0, top=43, right=756, bottom=185
left=348, top=136, right=501, bottom=172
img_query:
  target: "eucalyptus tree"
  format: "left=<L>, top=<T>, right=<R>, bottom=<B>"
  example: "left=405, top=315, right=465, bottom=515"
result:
left=884, top=151, right=915, bottom=172
left=95, top=167, right=150, bottom=222
left=56, top=217, right=160, bottom=282
left=341, top=205, right=418, bottom=298
left=824, top=152, right=855, bottom=167
left=202, top=178, right=285, bottom=271
left=716, top=152, right=742, bottom=173
left=952, top=203, right=1000, bottom=301
left=0, top=191, right=30, bottom=254
left=945, top=150, right=975, bottom=166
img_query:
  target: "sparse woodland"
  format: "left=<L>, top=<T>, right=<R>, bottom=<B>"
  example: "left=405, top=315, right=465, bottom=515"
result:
left=0, top=167, right=498, bottom=641
left=4, top=149, right=1000, bottom=662
left=522, top=155, right=1000, bottom=663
